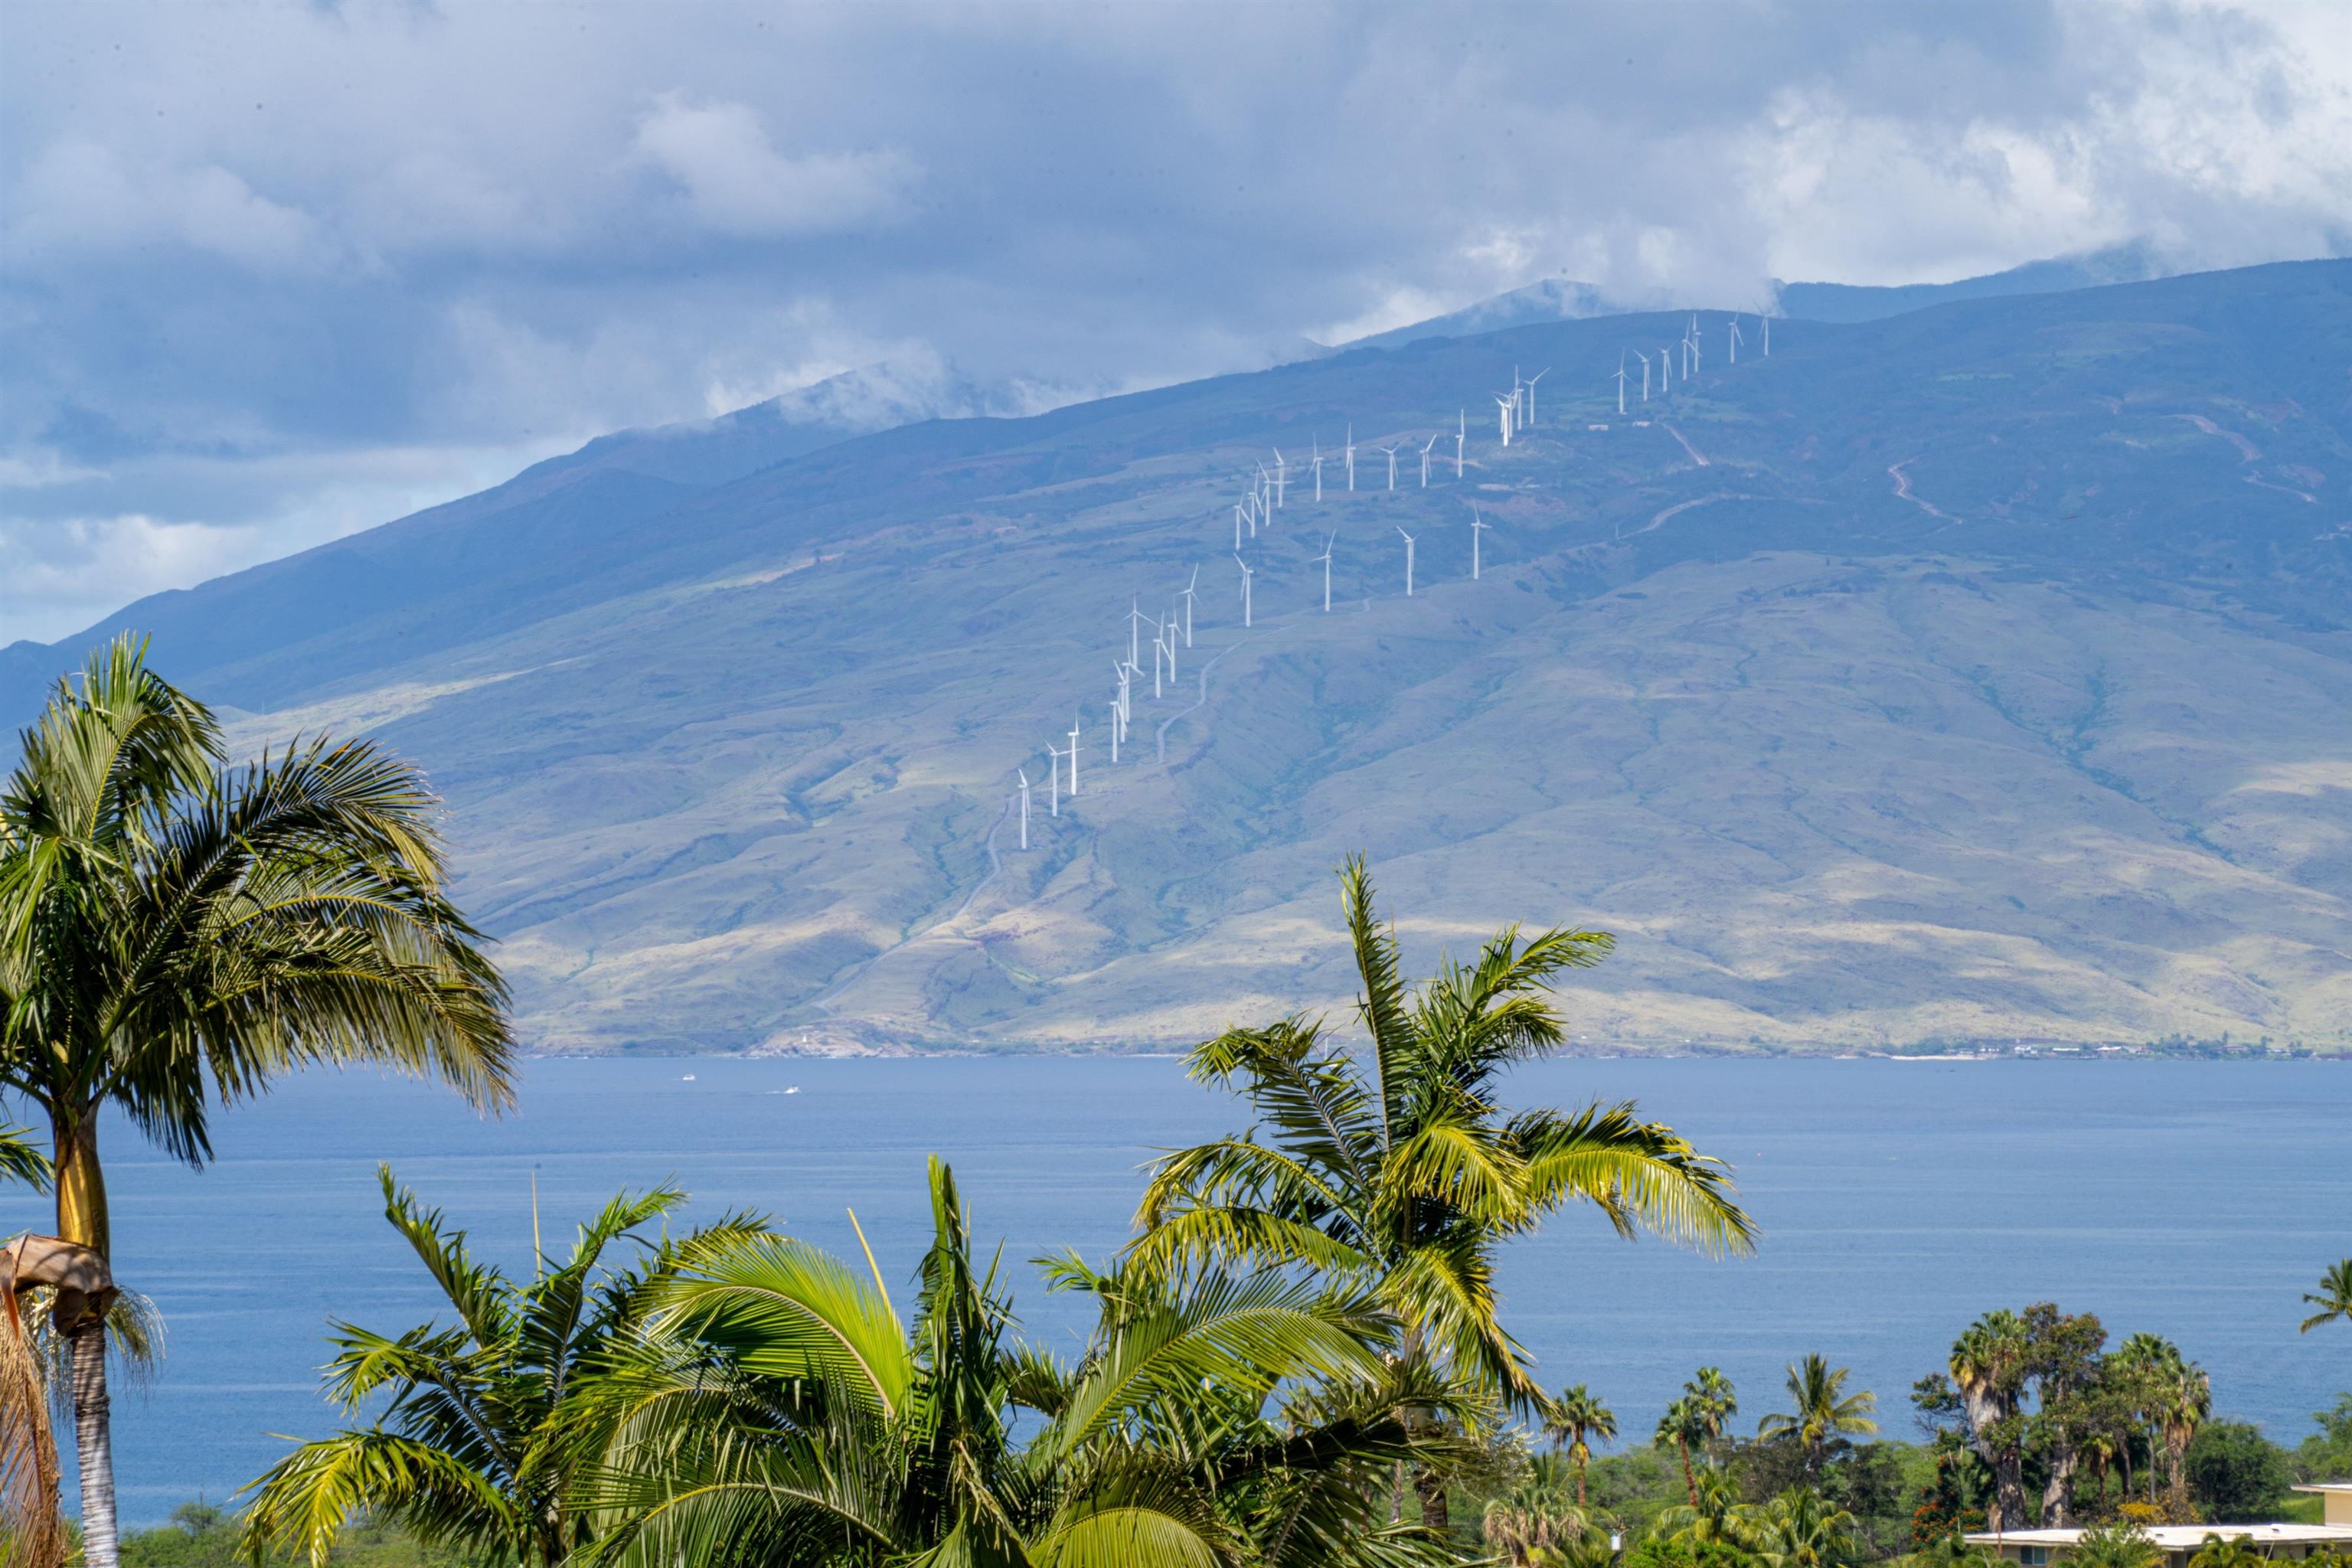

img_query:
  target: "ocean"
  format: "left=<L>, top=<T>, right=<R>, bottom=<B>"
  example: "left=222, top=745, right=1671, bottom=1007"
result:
left=7, top=1055, right=2345, bottom=1526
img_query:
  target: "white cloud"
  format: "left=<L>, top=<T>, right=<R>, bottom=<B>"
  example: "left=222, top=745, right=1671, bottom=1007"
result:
left=629, top=94, right=918, bottom=235
left=9, top=139, right=329, bottom=272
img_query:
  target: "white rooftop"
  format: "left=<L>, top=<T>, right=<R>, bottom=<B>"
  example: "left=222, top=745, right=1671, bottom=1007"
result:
left=1967, top=1524, right=2352, bottom=1550
left=2297, top=1483, right=2352, bottom=1492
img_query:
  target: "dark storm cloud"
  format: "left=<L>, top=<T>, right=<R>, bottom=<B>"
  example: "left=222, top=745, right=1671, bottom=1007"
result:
left=4, top=1, right=2346, bottom=640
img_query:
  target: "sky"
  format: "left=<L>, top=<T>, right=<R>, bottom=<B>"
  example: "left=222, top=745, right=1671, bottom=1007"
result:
left=4, top=1, right=2348, bottom=645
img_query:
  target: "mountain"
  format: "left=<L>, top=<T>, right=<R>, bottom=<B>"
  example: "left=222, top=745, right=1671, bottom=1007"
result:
left=7, top=260, right=2350, bottom=1054
left=1348, top=242, right=2182, bottom=350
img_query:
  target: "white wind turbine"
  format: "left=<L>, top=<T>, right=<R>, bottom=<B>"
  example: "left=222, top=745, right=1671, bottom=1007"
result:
left=1494, top=394, right=1514, bottom=446
left=1641, top=353, right=1651, bottom=402
left=1045, top=745, right=1063, bottom=815
left=1129, top=599, right=1149, bottom=668
left=1180, top=564, right=1198, bottom=646
left=1234, top=554, right=1255, bottom=627
left=1272, top=449, right=1286, bottom=508
left=1316, top=531, right=1335, bottom=612
left=1345, top=425, right=1357, bottom=492
left=1396, top=525, right=1416, bottom=596
left=1113, top=661, right=1132, bottom=736
left=1511, top=366, right=1524, bottom=425
left=1312, top=439, right=1325, bottom=502
left=1378, top=443, right=1400, bottom=491
left=1163, top=611, right=1178, bottom=680
left=1468, top=504, right=1488, bottom=580
left=1018, top=769, right=1031, bottom=848
left=1614, top=353, right=1628, bottom=416
left=1148, top=611, right=1165, bottom=698
left=1420, top=434, right=1437, bottom=487
left=1660, top=347, right=1672, bottom=390
left=1233, top=501, right=1246, bottom=550
left=1687, top=315, right=1704, bottom=375
left=1067, top=711, right=1082, bottom=797
left=1525, top=368, right=1550, bottom=427
left=1256, top=464, right=1272, bottom=526
left=1455, top=410, right=1466, bottom=476
left=1108, top=696, right=1120, bottom=763
left=1728, top=316, right=1743, bottom=365
left=1760, top=310, right=1771, bottom=356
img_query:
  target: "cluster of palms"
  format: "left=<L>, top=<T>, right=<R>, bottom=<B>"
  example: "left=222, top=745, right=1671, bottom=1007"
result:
left=2067, top=1522, right=2352, bottom=1568
left=2, top=645, right=1758, bottom=1568
left=241, top=854, right=1756, bottom=1567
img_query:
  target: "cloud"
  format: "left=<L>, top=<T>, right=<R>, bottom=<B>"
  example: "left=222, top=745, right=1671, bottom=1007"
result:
left=631, top=94, right=918, bottom=235
left=0, top=0, right=2344, bottom=648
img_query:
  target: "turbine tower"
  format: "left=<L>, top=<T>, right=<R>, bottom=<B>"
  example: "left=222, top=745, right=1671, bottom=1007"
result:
left=1396, top=526, right=1416, bottom=596
left=1272, top=449, right=1286, bottom=508
left=1067, top=711, right=1082, bottom=797
left=1468, top=505, right=1488, bottom=580
left=1312, top=438, right=1325, bottom=502
left=1045, top=745, right=1063, bottom=815
left=1018, top=769, right=1031, bottom=848
left=1641, top=354, right=1651, bottom=402
left=1761, top=312, right=1771, bottom=356
left=1234, top=554, right=1255, bottom=627
left=1525, top=368, right=1550, bottom=427
left=1345, top=425, right=1356, bottom=492
left=1455, top=410, right=1466, bottom=476
left=1614, top=353, right=1628, bottom=416
left=1379, top=443, right=1399, bottom=491
left=1728, top=316, right=1743, bottom=365
left=1180, top=564, right=1198, bottom=645
left=1420, top=434, right=1437, bottom=487
left=1317, top=531, right=1334, bottom=612
left=1494, top=394, right=1514, bottom=447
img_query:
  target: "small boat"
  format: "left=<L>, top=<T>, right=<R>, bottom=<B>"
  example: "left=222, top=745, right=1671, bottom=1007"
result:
left=784, top=1086, right=800, bottom=1095
left=681, top=1073, right=697, bottom=1082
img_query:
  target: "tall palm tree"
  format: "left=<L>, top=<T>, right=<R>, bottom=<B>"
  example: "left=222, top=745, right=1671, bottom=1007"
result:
left=579, top=1158, right=1452, bottom=1568
left=1687, top=1365, right=1738, bottom=1459
left=1483, top=1466, right=1592, bottom=1568
left=1130, top=857, right=1755, bottom=1529
left=2154, top=1353, right=2211, bottom=1519
left=1950, top=1312, right=2031, bottom=1529
left=1657, top=1466, right=1751, bottom=1550
left=1544, top=1383, right=1617, bottom=1507
left=1656, top=1396, right=1707, bottom=1508
left=2302, top=1260, right=2352, bottom=1333
left=1756, top=1354, right=1876, bottom=1476
left=240, top=1168, right=762, bottom=1567
left=0, top=636, right=514, bottom=1568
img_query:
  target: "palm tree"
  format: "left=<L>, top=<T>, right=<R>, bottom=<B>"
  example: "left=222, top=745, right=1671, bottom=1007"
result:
left=1483, top=1468, right=1592, bottom=1568
left=0, top=636, right=513, bottom=1568
left=1656, top=1396, right=1707, bottom=1508
left=2190, top=1534, right=2271, bottom=1568
left=1657, top=1466, right=1751, bottom=1550
left=1744, top=1486, right=1865, bottom=1568
left=580, top=1157, right=1452, bottom=1568
left=1544, top=1383, right=1617, bottom=1507
left=2301, top=1259, right=2352, bottom=1333
left=1, top=1134, right=59, bottom=1566
left=2071, top=1522, right=2163, bottom=1568
left=1756, top=1354, right=1877, bottom=1475
left=1950, top=1311, right=2031, bottom=1529
left=240, top=1168, right=762, bottom=1567
left=2154, top=1354, right=2211, bottom=1519
left=1687, top=1365, right=1738, bottom=1459
left=1129, top=857, right=1755, bottom=1528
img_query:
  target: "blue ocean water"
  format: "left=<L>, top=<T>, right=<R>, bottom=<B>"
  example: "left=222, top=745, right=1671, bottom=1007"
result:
left=5, top=1056, right=2346, bottom=1527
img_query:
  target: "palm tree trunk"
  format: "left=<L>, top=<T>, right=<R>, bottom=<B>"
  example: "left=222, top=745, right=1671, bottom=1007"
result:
left=1679, top=1437, right=1696, bottom=1507
left=1576, top=1454, right=1587, bottom=1508
left=52, top=1110, right=119, bottom=1568
left=1412, top=1462, right=1449, bottom=1535
left=68, top=1323, right=117, bottom=1568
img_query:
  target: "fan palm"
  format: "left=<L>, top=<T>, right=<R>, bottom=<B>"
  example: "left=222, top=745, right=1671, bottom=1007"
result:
left=240, top=1168, right=758, bottom=1567
left=580, top=1156, right=1453, bottom=1568
left=0, top=636, right=513, bottom=1568
left=1656, top=1396, right=1707, bottom=1508
left=2301, top=1259, right=2352, bottom=1333
left=1543, top=1383, right=1616, bottom=1507
left=1687, top=1366, right=1737, bottom=1456
left=1756, top=1354, right=1876, bottom=1475
left=1743, top=1487, right=1864, bottom=1568
left=1130, top=857, right=1754, bottom=1528
left=1949, top=1312, right=2030, bottom=1528
left=1483, top=1467, right=1592, bottom=1568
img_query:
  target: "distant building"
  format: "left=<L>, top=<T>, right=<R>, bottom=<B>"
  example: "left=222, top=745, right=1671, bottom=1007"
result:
left=2298, top=1484, right=2352, bottom=1527
left=1965, top=1523, right=2352, bottom=1566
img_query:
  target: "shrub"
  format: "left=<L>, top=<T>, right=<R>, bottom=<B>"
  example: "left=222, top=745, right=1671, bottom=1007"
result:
left=2184, top=1422, right=2292, bottom=1521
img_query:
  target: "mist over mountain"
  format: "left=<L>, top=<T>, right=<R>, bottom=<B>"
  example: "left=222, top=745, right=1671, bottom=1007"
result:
left=6, top=260, right=2348, bottom=1054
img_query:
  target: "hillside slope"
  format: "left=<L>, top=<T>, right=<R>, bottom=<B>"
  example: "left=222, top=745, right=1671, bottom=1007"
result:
left=9, top=262, right=2350, bottom=1052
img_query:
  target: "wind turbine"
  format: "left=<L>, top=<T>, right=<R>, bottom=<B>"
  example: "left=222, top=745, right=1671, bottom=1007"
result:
left=1614, top=353, right=1628, bottom=416
left=1148, top=611, right=1165, bottom=698
left=1129, top=599, right=1149, bottom=668
left=1345, top=425, right=1357, bottom=492
left=1108, top=697, right=1119, bottom=763
left=1455, top=410, right=1466, bottom=476
left=1233, top=502, right=1246, bottom=550
left=1760, top=311, right=1771, bottom=357
left=1525, top=368, right=1550, bottom=427
left=1468, top=505, right=1488, bottom=580
left=1641, top=353, right=1651, bottom=402
left=1180, top=564, right=1197, bottom=646
left=1378, top=443, right=1400, bottom=491
left=1018, top=769, right=1031, bottom=848
left=1316, top=531, right=1334, bottom=612
left=1272, top=449, right=1286, bottom=508
left=1163, top=612, right=1178, bottom=681
left=1494, top=394, right=1514, bottom=447
left=1256, top=465, right=1272, bottom=528
left=1045, top=745, right=1063, bottom=815
left=1511, top=366, right=1524, bottom=425
left=1728, top=316, right=1743, bottom=365
left=1067, top=711, right=1082, bottom=797
left=1660, top=347, right=1672, bottom=389
left=1234, top=554, right=1254, bottom=627
left=1396, top=526, right=1416, bottom=596
left=1312, top=439, right=1325, bottom=502
left=1420, top=433, right=1437, bottom=487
